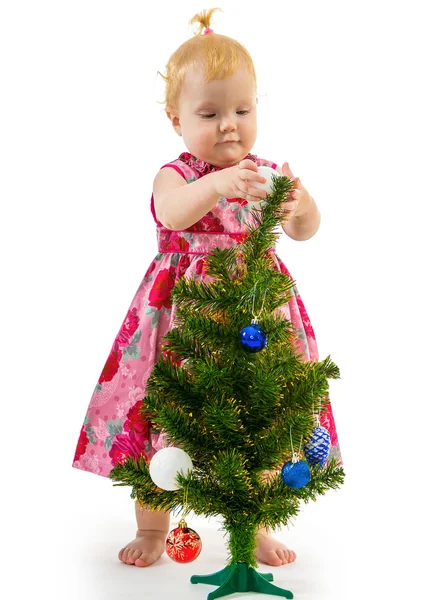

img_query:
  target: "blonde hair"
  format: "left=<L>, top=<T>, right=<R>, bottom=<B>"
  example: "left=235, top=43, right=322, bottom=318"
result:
left=157, top=8, right=257, bottom=115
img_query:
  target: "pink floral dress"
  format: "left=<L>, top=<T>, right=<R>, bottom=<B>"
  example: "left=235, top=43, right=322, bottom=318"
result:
left=72, top=151, right=343, bottom=478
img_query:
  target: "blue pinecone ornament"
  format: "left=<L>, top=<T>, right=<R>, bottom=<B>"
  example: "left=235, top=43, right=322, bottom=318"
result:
left=303, top=426, right=331, bottom=467
left=281, top=458, right=311, bottom=489
left=239, top=320, right=268, bottom=353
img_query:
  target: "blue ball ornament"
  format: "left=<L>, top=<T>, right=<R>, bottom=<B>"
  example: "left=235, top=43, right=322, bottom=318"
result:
left=281, top=459, right=311, bottom=489
left=303, top=426, right=331, bottom=467
left=239, top=322, right=268, bottom=353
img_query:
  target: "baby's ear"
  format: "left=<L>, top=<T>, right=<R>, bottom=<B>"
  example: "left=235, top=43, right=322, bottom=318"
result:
left=166, top=108, right=182, bottom=136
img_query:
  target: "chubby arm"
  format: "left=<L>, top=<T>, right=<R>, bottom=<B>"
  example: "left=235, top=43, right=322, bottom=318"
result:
left=153, top=167, right=221, bottom=230
left=274, top=164, right=321, bottom=241
left=153, top=161, right=268, bottom=231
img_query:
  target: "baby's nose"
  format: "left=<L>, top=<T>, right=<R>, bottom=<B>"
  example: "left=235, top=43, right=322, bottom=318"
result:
left=220, top=119, right=236, bottom=132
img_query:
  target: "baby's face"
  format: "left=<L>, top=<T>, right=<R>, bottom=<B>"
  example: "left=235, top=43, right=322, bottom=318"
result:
left=169, top=66, right=258, bottom=168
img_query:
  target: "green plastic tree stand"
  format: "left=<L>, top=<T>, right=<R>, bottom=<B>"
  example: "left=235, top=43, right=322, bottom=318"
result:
left=190, top=562, right=294, bottom=599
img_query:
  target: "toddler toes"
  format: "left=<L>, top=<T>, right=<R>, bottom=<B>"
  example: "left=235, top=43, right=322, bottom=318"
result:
left=267, top=551, right=282, bottom=566
left=135, top=551, right=158, bottom=567
left=120, top=547, right=129, bottom=563
left=134, top=555, right=148, bottom=567
left=130, top=549, right=143, bottom=564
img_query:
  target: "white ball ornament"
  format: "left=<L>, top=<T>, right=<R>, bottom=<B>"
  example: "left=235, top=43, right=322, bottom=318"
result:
left=246, top=166, right=278, bottom=209
left=149, top=447, right=193, bottom=491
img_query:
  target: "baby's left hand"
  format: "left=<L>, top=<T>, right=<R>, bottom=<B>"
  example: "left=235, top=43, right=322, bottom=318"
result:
left=278, top=163, right=311, bottom=221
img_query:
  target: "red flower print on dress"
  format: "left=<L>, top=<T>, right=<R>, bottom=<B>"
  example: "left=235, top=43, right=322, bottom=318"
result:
left=74, top=425, right=89, bottom=461
left=99, top=348, right=122, bottom=384
left=178, top=152, right=258, bottom=176
left=109, top=400, right=151, bottom=466
left=226, top=197, right=248, bottom=207
left=176, top=254, right=191, bottom=278
left=162, top=234, right=190, bottom=253
left=189, top=211, right=224, bottom=232
left=124, top=400, right=151, bottom=437
left=116, top=307, right=140, bottom=346
left=109, top=430, right=149, bottom=466
left=228, top=232, right=248, bottom=244
left=296, top=296, right=315, bottom=339
left=195, top=258, right=205, bottom=275
left=148, top=268, right=176, bottom=310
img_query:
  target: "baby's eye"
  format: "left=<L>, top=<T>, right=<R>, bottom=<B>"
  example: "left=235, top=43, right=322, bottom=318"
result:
left=200, top=111, right=249, bottom=119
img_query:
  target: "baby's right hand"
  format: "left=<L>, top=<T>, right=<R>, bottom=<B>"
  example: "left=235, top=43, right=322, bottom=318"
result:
left=212, top=159, right=268, bottom=203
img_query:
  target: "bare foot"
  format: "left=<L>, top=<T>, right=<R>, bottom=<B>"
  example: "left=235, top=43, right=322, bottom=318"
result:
left=255, top=527, right=297, bottom=566
left=118, top=529, right=167, bottom=567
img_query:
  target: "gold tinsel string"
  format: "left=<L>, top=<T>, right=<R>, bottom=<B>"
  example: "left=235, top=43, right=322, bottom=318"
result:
left=171, top=485, right=190, bottom=530
left=183, top=484, right=189, bottom=516
left=312, top=383, right=322, bottom=427
left=251, top=282, right=270, bottom=324
left=289, top=424, right=303, bottom=463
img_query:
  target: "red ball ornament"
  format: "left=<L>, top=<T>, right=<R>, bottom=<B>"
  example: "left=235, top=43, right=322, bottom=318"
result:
left=165, top=518, right=202, bottom=563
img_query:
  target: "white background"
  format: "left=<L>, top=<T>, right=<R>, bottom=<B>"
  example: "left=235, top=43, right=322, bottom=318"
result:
left=1, top=1, right=424, bottom=598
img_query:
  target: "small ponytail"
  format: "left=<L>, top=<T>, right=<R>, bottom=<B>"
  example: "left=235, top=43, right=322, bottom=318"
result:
left=188, top=7, right=223, bottom=36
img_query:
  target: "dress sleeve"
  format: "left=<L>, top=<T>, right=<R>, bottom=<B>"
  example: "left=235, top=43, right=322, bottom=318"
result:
left=158, top=162, right=186, bottom=180
left=159, top=159, right=195, bottom=183
left=150, top=160, right=193, bottom=226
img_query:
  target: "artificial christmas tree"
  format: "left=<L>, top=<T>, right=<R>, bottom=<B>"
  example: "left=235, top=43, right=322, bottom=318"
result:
left=110, top=170, right=345, bottom=599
